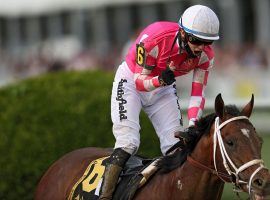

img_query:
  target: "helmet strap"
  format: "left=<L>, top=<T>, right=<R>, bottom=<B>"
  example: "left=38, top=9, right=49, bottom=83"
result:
left=179, top=31, right=197, bottom=58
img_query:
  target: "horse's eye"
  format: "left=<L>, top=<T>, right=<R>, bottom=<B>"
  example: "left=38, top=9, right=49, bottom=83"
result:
left=226, top=140, right=234, bottom=146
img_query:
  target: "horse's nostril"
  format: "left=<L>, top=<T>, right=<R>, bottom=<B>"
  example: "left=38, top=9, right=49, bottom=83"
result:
left=253, top=178, right=264, bottom=187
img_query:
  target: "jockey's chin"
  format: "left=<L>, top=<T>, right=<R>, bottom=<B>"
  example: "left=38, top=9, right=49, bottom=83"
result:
left=193, top=50, right=202, bottom=57
left=188, top=43, right=204, bottom=57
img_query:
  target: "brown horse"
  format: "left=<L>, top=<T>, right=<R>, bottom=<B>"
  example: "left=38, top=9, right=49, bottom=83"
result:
left=35, top=94, right=270, bottom=200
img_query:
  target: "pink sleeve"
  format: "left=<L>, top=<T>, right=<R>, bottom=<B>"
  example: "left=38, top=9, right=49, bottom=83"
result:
left=188, top=48, right=214, bottom=126
left=134, top=40, right=161, bottom=91
left=134, top=72, right=161, bottom=91
left=188, top=69, right=209, bottom=126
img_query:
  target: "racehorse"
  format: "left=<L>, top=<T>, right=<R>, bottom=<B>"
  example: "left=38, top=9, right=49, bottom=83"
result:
left=35, top=94, right=270, bottom=200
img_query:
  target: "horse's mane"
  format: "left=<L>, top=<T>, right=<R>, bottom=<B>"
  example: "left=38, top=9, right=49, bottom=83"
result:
left=157, top=105, right=241, bottom=173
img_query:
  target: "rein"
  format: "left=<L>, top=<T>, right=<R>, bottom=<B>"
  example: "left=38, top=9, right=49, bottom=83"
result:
left=187, top=156, right=232, bottom=182
left=187, top=116, right=267, bottom=195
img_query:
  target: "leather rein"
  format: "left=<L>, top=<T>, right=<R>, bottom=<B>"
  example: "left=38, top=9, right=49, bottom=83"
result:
left=187, top=155, right=232, bottom=182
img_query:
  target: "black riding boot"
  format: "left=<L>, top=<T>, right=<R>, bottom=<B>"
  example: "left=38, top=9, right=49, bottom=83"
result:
left=99, top=148, right=131, bottom=200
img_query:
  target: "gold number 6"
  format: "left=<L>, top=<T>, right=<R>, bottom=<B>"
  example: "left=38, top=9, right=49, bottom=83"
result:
left=136, top=45, right=145, bottom=66
left=81, top=159, right=106, bottom=192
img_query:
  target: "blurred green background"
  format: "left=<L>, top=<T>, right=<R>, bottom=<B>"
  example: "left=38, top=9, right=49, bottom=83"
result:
left=0, top=0, right=269, bottom=199
left=0, top=70, right=269, bottom=200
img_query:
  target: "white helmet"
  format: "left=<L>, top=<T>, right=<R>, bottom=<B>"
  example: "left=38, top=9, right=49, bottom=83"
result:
left=179, top=5, right=220, bottom=41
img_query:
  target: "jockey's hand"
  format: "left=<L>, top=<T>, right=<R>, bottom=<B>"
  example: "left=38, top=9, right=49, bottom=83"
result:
left=158, top=65, right=175, bottom=86
left=174, top=130, right=190, bottom=146
left=174, top=125, right=197, bottom=145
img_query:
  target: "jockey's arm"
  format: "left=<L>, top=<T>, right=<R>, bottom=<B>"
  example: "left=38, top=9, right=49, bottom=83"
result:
left=187, top=61, right=212, bottom=126
left=133, top=42, right=161, bottom=92
left=134, top=68, right=161, bottom=92
left=133, top=42, right=176, bottom=91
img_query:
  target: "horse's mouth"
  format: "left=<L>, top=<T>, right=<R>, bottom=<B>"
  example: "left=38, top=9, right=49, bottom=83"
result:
left=254, top=194, right=270, bottom=200
left=251, top=189, right=270, bottom=200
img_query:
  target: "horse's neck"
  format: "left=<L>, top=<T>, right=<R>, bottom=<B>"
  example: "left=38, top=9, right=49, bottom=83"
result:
left=160, top=135, right=225, bottom=200
left=135, top=136, right=226, bottom=200
left=174, top=155, right=225, bottom=200
left=135, top=153, right=225, bottom=200
left=174, top=137, right=225, bottom=200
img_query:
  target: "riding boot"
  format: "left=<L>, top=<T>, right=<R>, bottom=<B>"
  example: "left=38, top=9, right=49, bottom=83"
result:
left=99, top=148, right=131, bottom=200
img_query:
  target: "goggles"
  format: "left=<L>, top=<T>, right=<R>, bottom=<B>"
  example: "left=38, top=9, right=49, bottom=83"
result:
left=186, top=34, right=214, bottom=45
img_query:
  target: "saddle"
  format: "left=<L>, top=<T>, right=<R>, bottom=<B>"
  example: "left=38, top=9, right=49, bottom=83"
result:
left=68, top=155, right=160, bottom=200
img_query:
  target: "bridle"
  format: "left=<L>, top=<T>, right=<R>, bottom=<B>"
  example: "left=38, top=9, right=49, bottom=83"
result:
left=187, top=116, right=267, bottom=195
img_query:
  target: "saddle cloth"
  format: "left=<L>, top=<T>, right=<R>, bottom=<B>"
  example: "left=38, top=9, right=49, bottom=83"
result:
left=68, top=155, right=155, bottom=200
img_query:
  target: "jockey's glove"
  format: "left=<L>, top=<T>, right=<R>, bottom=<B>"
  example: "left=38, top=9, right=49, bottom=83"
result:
left=158, top=68, right=175, bottom=86
left=174, top=126, right=198, bottom=146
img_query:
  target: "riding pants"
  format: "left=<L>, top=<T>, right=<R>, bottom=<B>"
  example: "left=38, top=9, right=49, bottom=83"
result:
left=111, top=62, right=183, bottom=155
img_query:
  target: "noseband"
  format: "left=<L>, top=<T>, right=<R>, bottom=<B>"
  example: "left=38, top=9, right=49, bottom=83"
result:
left=188, top=116, right=267, bottom=194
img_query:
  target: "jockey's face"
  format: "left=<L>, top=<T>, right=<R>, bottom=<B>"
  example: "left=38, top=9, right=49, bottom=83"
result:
left=180, top=29, right=213, bottom=57
left=188, top=42, right=205, bottom=57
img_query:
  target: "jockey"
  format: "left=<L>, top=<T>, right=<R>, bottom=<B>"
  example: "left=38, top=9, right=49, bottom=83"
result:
left=99, top=5, right=220, bottom=200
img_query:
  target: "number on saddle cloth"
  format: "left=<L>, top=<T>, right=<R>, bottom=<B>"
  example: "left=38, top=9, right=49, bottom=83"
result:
left=68, top=157, right=108, bottom=200
left=68, top=155, right=153, bottom=200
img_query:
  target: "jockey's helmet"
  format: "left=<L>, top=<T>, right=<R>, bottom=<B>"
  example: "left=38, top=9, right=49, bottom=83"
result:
left=179, top=5, right=220, bottom=41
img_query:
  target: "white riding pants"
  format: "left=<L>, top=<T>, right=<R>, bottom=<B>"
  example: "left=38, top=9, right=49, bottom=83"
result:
left=111, top=62, right=183, bottom=155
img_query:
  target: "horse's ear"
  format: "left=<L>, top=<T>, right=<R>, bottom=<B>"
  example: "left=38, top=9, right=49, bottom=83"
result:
left=240, top=94, right=254, bottom=118
left=215, top=93, right=225, bottom=119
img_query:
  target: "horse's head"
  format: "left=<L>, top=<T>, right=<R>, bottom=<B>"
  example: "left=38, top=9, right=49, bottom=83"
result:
left=158, top=94, right=270, bottom=199
left=212, top=94, right=270, bottom=199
